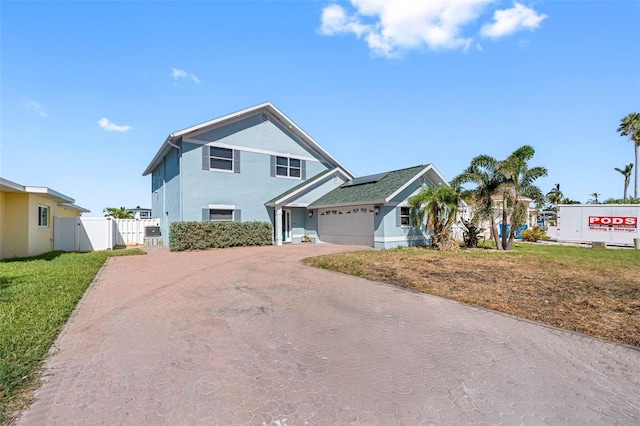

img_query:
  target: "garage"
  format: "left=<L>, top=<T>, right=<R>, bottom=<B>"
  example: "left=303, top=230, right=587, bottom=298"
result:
left=318, top=205, right=375, bottom=246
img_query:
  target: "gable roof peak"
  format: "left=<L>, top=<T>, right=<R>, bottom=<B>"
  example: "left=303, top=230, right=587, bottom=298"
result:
left=143, top=102, right=354, bottom=177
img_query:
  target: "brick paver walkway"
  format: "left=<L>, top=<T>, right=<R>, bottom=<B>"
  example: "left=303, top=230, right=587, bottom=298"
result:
left=18, top=244, right=640, bottom=425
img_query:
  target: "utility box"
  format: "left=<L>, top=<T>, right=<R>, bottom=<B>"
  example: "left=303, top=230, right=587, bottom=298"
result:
left=144, top=226, right=162, bottom=246
left=144, top=226, right=161, bottom=237
left=556, top=204, right=640, bottom=247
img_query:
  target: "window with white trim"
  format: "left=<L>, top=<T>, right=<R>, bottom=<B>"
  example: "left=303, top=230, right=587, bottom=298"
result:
left=38, top=205, right=49, bottom=227
left=209, top=147, right=234, bottom=171
left=276, top=156, right=301, bottom=178
left=400, top=207, right=411, bottom=226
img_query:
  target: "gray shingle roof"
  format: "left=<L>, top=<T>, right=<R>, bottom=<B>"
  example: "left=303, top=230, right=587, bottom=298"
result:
left=309, top=165, right=427, bottom=207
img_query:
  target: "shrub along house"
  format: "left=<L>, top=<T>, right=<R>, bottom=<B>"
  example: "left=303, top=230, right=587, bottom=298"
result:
left=143, top=102, right=450, bottom=248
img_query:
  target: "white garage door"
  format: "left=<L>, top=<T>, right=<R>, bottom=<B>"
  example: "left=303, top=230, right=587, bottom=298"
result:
left=318, top=205, right=375, bottom=246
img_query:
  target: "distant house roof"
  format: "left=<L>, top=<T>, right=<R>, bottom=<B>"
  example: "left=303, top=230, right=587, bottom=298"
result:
left=309, top=164, right=448, bottom=208
left=0, top=177, right=89, bottom=212
left=142, top=102, right=355, bottom=177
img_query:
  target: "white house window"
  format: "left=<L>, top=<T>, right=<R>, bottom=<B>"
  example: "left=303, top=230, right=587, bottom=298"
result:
left=209, top=147, right=233, bottom=171
left=276, top=156, right=301, bottom=178
left=38, top=205, right=49, bottom=227
left=209, top=209, right=234, bottom=222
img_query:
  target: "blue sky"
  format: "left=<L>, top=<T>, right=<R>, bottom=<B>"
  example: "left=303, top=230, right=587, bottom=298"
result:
left=2, top=0, right=639, bottom=216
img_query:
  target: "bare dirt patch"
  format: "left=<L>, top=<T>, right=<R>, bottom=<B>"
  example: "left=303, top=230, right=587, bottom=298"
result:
left=303, top=244, right=640, bottom=347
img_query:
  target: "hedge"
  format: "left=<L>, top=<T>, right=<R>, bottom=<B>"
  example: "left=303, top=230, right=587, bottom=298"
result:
left=169, top=221, right=273, bottom=251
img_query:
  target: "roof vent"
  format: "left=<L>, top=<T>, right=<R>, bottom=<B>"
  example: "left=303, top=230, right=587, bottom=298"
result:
left=260, top=113, right=269, bottom=122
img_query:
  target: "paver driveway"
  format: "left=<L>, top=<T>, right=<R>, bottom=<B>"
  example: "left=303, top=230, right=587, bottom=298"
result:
left=18, top=244, right=640, bottom=425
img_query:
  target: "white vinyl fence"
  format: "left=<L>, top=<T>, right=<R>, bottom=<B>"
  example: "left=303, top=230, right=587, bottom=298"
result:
left=114, top=218, right=160, bottom=246
left=54, top=217, right=159, bottom=252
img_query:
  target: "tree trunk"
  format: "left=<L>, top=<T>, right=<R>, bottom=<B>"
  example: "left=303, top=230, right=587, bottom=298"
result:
left=635, top=144, right=638, bottom=200
left=624, top=180, right=628, bottom=201
left=501, top=200, right=508, bottom=250
left=490, top=217, right=503, bottom=250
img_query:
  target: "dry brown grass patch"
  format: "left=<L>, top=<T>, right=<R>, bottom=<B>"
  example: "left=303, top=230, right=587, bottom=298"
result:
left=303, top=245, right=640, bottom=346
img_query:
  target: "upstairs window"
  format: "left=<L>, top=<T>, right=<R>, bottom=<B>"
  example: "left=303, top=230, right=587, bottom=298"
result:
left=209, top=147, right=233, bottom=171
left=271, top=156, right=305, bottom=179
left=38, top=205, right=49, bottom=227
left=202, top=146, right=240, bottom=173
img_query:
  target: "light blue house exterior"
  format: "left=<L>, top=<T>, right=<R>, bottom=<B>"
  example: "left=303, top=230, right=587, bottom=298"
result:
left=308, top=164, right=449, bottom=249
left=143, top=103, right=355, bottom=245
left=143, top=102, right=450, bottom=248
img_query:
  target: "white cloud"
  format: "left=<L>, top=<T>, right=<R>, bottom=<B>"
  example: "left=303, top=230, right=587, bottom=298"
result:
left=23, top=100, right=48, bottom=117
left=318, top=0, right=546, bottom=57
left=98, top=118, right=131, bottom=132
left=172, top=67, right=200, bottom=84
left=481, top=3, right=547, bottom=39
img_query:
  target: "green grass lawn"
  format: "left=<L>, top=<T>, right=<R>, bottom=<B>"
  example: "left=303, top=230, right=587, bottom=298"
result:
left=0, top=249, right=145, bottom=422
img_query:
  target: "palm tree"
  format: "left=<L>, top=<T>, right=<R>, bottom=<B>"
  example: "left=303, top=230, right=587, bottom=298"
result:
left=454, top=146, right=546, bottom=251
left=495, top=145, right=547, bottom=250
left=545, top=183, right=564, bottom=212
left=617, top=112, right=640, bottom=199
left=103, top=207, right=134, bottom=219
left=451, top=155, right=503, bottom=250
left=588, top=193, right=601, bottom=204
left=408, top=184, right=462, bottom=251
left=614, top=163, right=633, bottom=201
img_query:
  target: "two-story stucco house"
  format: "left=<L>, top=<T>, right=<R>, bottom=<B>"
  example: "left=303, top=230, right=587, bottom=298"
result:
left=143, top=102, right=449, bottom=248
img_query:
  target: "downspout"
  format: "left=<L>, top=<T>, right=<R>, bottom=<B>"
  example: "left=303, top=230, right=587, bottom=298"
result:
left=166, top=135, right=183, bottom=222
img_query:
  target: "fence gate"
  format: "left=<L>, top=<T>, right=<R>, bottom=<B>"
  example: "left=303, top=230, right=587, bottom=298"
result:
left=54, top=217, right=81, bottom=251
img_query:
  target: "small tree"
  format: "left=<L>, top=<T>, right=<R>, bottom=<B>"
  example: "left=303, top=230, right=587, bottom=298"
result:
left=614, top=163, right=633, bottom=201
left=545, top=183, right=564, bottom=212
left=103, top=207, right=134, bottom=219
left=409, top=185, right=461, bottom=251
left=588, top=193, right=601, bottom=204
left=617, top=112, right=640, bottom=199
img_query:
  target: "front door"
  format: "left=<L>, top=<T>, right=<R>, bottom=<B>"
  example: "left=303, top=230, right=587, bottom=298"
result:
left=282, top=210, right=291, bottom=242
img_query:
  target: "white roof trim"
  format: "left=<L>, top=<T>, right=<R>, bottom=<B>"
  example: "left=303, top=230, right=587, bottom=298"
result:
left=0, top=177, right=25, bottom=193
left=143, top=102, right=355, bottom=177
left=24, top=186, right=75, bottom=203
left=60, top=203, right=90, bottom=213
left=267, top=168, right=351, bottom=207
left=310, top=200, right=385, bottom=210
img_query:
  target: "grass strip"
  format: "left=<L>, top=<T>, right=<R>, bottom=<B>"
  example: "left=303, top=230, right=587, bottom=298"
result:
left=0, top=249, right=145, bottom=422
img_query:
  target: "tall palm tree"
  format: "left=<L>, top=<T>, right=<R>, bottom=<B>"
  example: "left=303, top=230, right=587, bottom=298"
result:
left=614, top=163, right=633, bottom=201
left=408, top=184, right=461, bottom=251
left=546, top=183, right=564, bottom=211
left=454, top=146, right=546, bottom=251
left=588, top=193, right=601, bottom=204
left=103, top=207, right=134, bottom=219
left=617, top=112, right=640, bottom=199
left=496, top=145, right=547, bottom=250
left=451, top=154, right=503, bottom=250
